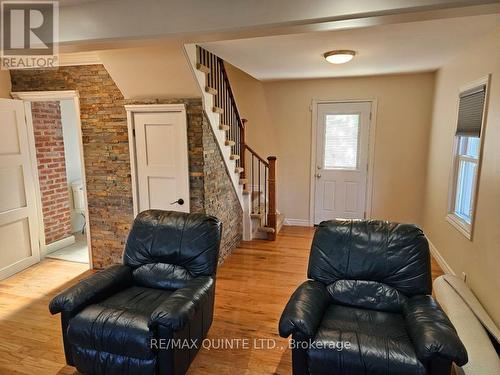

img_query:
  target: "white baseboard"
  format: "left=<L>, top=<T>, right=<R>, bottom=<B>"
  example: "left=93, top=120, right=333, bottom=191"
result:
left=284, top=218, right=312, bottom=227
left=46, top=235, right=75, bottom=254
left=428, top=239, right=456, bottom=276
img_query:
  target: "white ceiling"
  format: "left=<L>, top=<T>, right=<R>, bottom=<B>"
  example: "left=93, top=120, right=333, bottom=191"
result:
left=201, top=14, right=500, bottom=80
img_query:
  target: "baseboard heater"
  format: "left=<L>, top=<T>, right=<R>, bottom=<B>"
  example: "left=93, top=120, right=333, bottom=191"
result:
left=434, top=275, right=500, bottom=375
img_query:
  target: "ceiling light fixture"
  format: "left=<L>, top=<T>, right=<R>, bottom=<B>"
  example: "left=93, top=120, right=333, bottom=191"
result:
left=324, top=50, right=356, bottom=64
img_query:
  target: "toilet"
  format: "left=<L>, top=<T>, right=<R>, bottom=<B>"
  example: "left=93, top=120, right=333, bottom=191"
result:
left=71, top=180, right=86, bottom=233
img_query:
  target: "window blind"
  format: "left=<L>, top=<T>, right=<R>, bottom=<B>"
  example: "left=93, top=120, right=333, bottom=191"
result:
left=456, top=85, right=486, bottom=137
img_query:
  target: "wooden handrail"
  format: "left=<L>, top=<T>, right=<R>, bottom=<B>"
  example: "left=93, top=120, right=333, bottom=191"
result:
left=198, top=45, right=278, bottom=240
left=219, top=59, right=244, bottom=129
left=245, top=144, right=269, bottom=166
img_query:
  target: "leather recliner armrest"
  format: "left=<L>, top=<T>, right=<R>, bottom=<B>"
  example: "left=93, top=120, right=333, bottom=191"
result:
left=49, top=265, right=133, bottom=315
left=403, top=295, right=468, bottom=366
left=279, top=280, right=331, bottom=338
left=149, top=276, right=214, bottom=330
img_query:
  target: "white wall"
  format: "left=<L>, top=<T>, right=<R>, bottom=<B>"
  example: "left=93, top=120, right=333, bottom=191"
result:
left=422, top=26, right=500, bottom=327
left=60, top=99, right=85, bottom=232
left=227, top=66, right=436, bottom=225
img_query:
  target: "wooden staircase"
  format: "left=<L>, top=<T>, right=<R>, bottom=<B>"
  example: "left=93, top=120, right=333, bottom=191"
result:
left=186, top=45, right=281, bottom=240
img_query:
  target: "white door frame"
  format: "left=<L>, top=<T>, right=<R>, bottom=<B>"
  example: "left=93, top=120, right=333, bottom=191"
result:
left=11, top=90, right=93, bottom=267
left=309, top=99, right=378, bottom=226
left=124, top=104, right=189, bottom=217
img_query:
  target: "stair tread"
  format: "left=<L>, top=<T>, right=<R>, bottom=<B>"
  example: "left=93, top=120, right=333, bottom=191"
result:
left=230, top=154, right=240, bottom=160
left=213, top=106, right=224, bottom=114
left=219, top=124, right=230, bottom=131
left=259, top=226, right=275, bottom=233
left=205, top=86, right=217, bottom=95
left=196, top=63, right=210, bottom=74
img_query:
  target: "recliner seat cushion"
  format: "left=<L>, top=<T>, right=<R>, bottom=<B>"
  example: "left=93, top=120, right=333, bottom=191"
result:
left=67, top=286, right=173, bottom=360
left=307, top=304, right=426, bottom=375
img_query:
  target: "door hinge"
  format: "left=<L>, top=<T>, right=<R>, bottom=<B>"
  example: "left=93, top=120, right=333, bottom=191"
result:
left=132, top=128, right=136, bottom=137
left=369, top=112, right=372, bottom=120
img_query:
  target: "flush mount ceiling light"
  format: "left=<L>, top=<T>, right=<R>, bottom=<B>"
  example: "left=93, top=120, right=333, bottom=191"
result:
left=324, top=50, right=356, bottom=64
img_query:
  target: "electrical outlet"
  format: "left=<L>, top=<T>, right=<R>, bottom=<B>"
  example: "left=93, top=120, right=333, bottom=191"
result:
left=461, top=272, right=467, bottom=283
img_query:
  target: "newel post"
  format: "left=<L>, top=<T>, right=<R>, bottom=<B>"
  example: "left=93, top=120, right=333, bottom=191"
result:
left=240, top=119, right=247, bottom=182
left=267, top=156, right=277, bottom=240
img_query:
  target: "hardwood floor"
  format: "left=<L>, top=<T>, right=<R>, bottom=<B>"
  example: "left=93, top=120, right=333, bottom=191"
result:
left=0, top=226, right=443, bottom=375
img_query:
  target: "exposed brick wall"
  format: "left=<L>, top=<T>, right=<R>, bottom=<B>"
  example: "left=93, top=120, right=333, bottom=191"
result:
left=11, top=65, right=133, bottom=268
left=11, top=65, right=242, bottom=267
left=31, top=101, right=72, bottom=244
left=202, top=114, right=243, bottom=262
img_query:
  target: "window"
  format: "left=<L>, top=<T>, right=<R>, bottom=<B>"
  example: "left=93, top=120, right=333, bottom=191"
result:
left=447, top=81, right=488, bottom=239
left=323, top=114, right=360, bottom=170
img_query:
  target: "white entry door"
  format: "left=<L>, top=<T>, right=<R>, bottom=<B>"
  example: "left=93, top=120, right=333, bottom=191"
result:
left=314, top=102, right=372, bottom=224
left=131, top=107, right=190, bottom=214
left=0, top=99, right=40, bottom=280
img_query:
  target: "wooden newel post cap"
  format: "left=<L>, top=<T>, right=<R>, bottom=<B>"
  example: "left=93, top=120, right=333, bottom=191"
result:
left=267, top=156, right=277, bottom=161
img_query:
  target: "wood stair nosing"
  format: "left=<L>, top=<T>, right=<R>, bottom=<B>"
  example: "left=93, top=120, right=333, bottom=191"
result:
left=230, top=154, right=240, bottom=160
left=219, top=124, right=230, bottom=131
left=235, top=167, right=244, bottom=174
left=205, top=86, right=217, bottom=95
left=225, top=140, right=236, bottom=147
left=260, top=226, right=276, bottom=234
left=212, top=106, right=224, bottom=114
left=196, top=63, right=210, bottom=74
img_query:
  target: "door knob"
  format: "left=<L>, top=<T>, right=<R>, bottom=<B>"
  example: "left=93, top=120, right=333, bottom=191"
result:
left=170, top=198, right=185, bottom=205
left=315, top=173, right=322, bottom=178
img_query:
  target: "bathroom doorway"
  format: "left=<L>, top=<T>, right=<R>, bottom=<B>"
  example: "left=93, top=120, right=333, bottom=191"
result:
left=12, top=91, right=91, bottom=266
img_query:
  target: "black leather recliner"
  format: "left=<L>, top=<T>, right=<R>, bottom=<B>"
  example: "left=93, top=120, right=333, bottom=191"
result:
left=279, top=220, right=467, bottom=375
left=49, top=210, right=222, bottom=375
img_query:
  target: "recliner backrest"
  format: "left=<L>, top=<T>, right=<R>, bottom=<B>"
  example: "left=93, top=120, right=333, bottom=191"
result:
left=308, top=220, right=431, bottom=312
left=123, top=210, right=222, bottom=289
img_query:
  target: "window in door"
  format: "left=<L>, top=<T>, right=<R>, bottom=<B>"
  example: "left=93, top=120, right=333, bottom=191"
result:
left=323, top=114, right=360, bottom=170
left=447, top=81, right=488, bottom=239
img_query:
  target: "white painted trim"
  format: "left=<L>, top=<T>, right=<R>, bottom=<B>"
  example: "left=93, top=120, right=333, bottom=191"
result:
left=46, top=235, right=75, bottom=254
left=446, top=74, right=490, bottom=242
left=284, top=218, right=312, bottom=227
left=446, top=213, right=472, bottom=240
left=11, top=90, right=93, bottom=268
left=124, top=104, right=186, bottom=112
left=309, top=99, right=378, bottom=226
left=59, top=52, right=101, bottom=66
left=12, top=90, right=79, bottom=101
left=184, top=44, right=244, bottom=207
left=23, top=102, right=46, bottom=256
left=428, top=239, right=456, bottom=276
left=125, top=104, right=189, bottom=217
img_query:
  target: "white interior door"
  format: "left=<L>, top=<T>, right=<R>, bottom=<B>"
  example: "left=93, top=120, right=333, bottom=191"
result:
left=0, top=99, right=40, bottom=280
left=133, top=110, right=190, bottom=214
left=314, top=102, right=372, bottom=224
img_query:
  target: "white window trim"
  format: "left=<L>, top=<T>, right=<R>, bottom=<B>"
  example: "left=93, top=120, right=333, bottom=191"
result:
left=446, top=75, right=490, bottom=240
